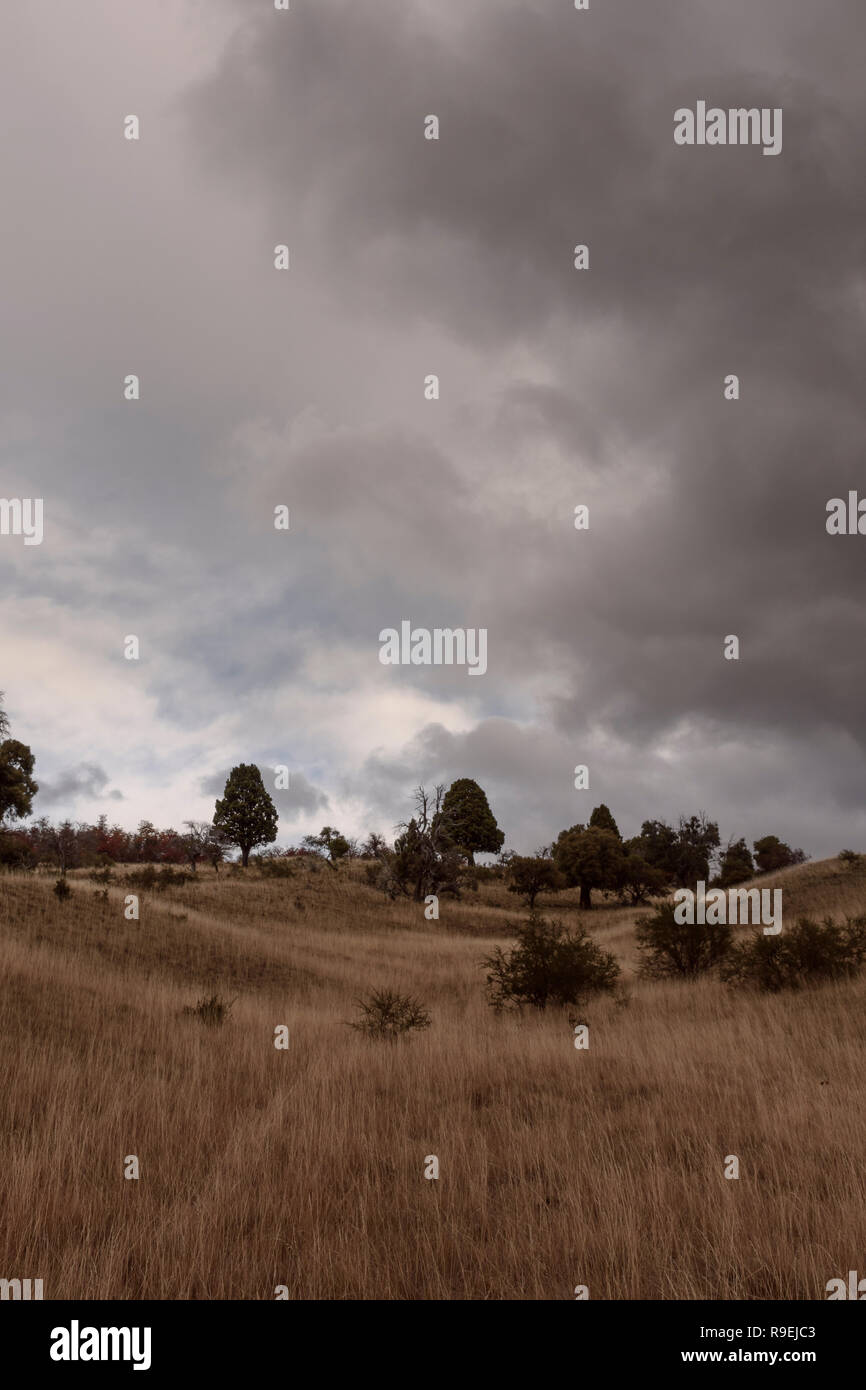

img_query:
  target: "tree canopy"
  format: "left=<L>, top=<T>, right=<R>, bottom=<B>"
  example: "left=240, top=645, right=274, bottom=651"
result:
left=435, top=778, right=504, bottom=865
left=0, top=696, right=37, bottom=823
left=213, top=764, right=278, bottom=867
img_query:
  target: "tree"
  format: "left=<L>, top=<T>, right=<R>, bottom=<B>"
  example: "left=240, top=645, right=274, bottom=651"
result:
left=302, top=825, right=351, bottom=869
left=671, top=813, right=720, bottom=886
left=180, top=821, right=215, bottom=872
left=753, top=836, right=808, bottom=874
left=717, top=837, right=755, bottom=888
left=631, top=819, right=679, bottom=882
left=589, top=803, right=621, bottom=839
left=435, top=778, right=504, bottom=865
left=213, top=764, right=278, bottom=867
left=628, top=814, right=720, bottom=888
left=554, top=824, right=625, bottom=909
left=617, top=846, right=668, bottom=905
left=133, top=820, right=160, bottom=863
left=362, top=831, right=387, bottom=859
left=47, top=819, right=79, bottom=877
left=203, top=825, right=229, bottom=873
left=0, top=696, right=37, bottom=824
left=379, top=785, right=462, bottom=901
left=507, top=855, right=565, bottom=908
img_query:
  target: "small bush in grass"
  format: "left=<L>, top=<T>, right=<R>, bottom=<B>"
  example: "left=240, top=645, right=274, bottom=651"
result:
left=124, top=865, right=195, bottom=893
left=635, top=901, right=732, bottom=979
left=347, top=988, right=431, bottom=1041
left=720, top=916, right=866, bottom=991
left=482, top=912, right=619, bottom=1012
left=52, top=877, right=71, bottom=902
left=182, top=994, right=236, bottom=1027
left=838, top=849, right=864, bottom=868
left=255, top=855, right=296, bottom=879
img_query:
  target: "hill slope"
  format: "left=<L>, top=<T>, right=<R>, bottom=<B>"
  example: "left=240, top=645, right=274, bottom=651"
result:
left=1, top=855, right=864, bottom=1299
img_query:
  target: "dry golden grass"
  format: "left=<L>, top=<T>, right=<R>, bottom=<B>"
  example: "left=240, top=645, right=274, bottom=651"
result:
left=1, top=855, right=865, bottom=1300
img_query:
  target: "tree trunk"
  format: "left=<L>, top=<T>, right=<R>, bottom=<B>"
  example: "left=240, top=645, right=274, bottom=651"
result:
left=241, top=846, right=250, bottom=867
left=580, top=882, right=592, bottom=910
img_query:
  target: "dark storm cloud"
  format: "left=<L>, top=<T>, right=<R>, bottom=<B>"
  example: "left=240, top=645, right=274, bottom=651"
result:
left=180, top=0, right=866, bottom=852
left=36, top=763, right=123, bottom=808
left=200, top=766, right=329, bottom=822
left=3, top=0, right=865, bottom=858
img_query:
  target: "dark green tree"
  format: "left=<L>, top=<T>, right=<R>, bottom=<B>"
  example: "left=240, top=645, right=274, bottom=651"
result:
left=631, top=819, right=679, bottom=881
left=589, top=803, right=621, bottom=839
left=753, top=835, right=807, bottom=874
left=213, top=764, right=278, bottom=867
left=672, top=813, right=720, bottom=886
left=435, top=778, right=504, bottom=865
left=385, top=786, right=462, bottom=901
left=717, top=837, right=755, bottom=887
left=618, top=845, right=668, bottom=904
left=302, top=825, right=351, bottom=870
left=554, top=824, right=625, bottom=910
left=507, top=854, right=565, bottom=908
left=0, top=697, right=37, bottom=823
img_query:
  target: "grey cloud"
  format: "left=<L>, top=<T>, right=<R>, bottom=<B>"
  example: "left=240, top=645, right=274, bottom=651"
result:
left=36, top=763, right=124, bottom=808
left=200, top=766, right=329, bottom=822
left=2, top=0, right=865, bottom=862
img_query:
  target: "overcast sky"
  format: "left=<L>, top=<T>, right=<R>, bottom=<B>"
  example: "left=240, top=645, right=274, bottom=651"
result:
left=1, top=0, right=864, bottom=857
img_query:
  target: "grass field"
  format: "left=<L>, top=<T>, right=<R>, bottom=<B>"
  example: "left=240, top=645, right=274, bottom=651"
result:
left=1, top=854, right=865, bottom=1300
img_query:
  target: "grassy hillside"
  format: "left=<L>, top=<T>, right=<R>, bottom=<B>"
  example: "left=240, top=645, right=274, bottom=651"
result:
left=1, top=855, right=865, bottom=1299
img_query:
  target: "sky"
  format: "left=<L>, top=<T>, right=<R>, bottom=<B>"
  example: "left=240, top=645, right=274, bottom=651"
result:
left=1, top=0, right=865, bottom=858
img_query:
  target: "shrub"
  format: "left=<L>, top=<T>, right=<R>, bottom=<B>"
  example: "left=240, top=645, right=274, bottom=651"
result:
left=182, top=994, right=236, bottom=1026
left=0, top=831, right=36, bottom=870
left=124, top=865, right=195, bottom=892
left=256, top=856, right=296, bottom=879
left=838, top=849, right=863, bottom=868
left=720, top=916, right=866, bottom=991
left=347, top=988, right=431, bottom=1041
left=470, top=864, right=504, bottom=884
left=507, top=855, right=565, bottom=908
left=635, top=901, right=732, bottom=979
left=482, top=912, right=619, bottom=1012
left=52, top=877, right=71, bottom=902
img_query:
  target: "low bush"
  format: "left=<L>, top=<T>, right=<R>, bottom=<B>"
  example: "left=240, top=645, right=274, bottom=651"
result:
left=482, top=912, right=619, bottom=1012
left=182, top=994, right=236, bottom=1026
left=635, top=901, right=732, bottom=978
left=347, top=988, right=431, bottom=1041
left=720, top=916, right=866, bottom=991
left=124, top=865, right=196, bottom=892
